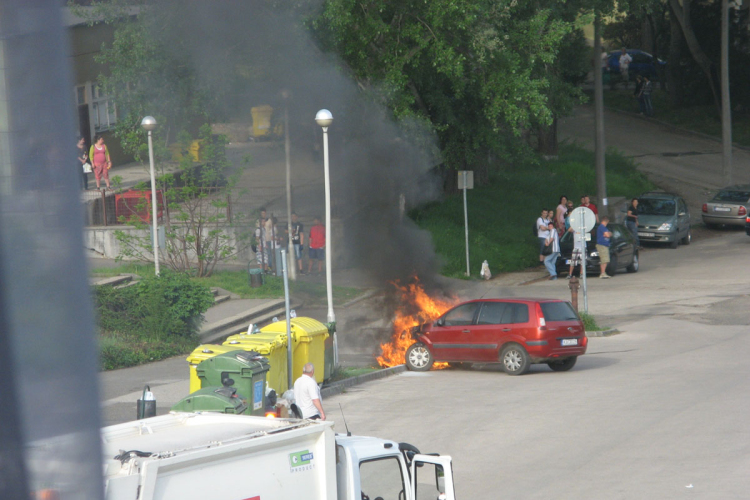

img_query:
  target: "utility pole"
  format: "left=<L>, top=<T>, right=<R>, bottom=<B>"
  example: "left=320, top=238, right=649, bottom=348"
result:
left=721, top=0, right=733, bottom=186
left=594, top=12, right=608, bottom=217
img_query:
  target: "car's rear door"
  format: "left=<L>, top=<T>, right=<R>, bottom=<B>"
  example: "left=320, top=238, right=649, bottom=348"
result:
left=610, top=225, right=633, bottom=270
left=468, top=302, right=508, bottom=362
left=540, top=301, right=585, bottom=349
left=428, top=302, right=480, bottom=361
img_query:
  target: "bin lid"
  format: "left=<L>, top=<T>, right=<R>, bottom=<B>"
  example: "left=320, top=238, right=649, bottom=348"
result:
left=197, top=350, right=270, bottom=374
left=187, top=344, right=238, bottom=364
left=225, top=331, right=288, bottom=348
left=170, top=386, right=248, bottom=414
left=222, top=339, right=278, bottom=355
left=260, top=317, right=329, bottom=341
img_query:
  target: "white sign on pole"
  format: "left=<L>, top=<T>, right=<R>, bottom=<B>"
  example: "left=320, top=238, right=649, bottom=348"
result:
left=569, top=207, right=596, bottom=233
left=457, top=171, right=474, bottom=189
left=458, top=171, right=473, bottom=276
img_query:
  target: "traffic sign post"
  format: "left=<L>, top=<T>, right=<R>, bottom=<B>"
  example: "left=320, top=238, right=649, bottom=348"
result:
left=458, top=171, right=473, bottom=276
left=568, top=207, right=596, bottom=313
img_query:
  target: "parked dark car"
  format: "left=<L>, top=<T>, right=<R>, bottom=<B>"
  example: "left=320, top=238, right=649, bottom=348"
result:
left=702, top=185, right=750, bottom=228
left=607, top=49, right=666, bottom=80
left=404, top=298, right=587, bottom=375
left=637, top=192, right=692, bottom=248
left=555, top=223, right=639, bottom=277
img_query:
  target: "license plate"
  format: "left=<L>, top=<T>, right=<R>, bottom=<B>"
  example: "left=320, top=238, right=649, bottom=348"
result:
left=561, top=338, right=578, bottom=346
left=638, top=232, right=654, bottom=237
left=714, top=207, right=731, bottom=212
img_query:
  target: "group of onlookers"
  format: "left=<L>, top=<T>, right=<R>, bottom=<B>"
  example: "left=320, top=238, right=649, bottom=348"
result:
left=535, top=195, right=600, bottom=281
left=254, top=208, right=326, bottom=275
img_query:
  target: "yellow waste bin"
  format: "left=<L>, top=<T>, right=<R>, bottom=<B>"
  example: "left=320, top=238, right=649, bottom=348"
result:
left=251, top=105, right=274, bottom=138
left=186, top=344, right=238, bottom=394
left=259, top=317, right=329, bottom=385
left=223, top=331, right=289, bottom=394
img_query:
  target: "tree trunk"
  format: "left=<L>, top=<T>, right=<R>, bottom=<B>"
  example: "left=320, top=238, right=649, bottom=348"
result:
left=669, top=0, right=721, bottom=113
left=537, top=116, right=558, bottom=158
left=667, top=7, right=684, bottom=106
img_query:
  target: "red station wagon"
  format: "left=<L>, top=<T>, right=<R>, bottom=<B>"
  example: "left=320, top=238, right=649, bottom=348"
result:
left=405, top=298, right=587, bottom=375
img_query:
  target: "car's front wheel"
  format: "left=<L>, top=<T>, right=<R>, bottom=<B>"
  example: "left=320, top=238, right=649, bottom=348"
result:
left=405, top=343, right=434, bottom=372
left=501, top=344, right=530, bottom=376
left=626, top=252, right=639, bottom=273
left=681, top=228, right=692, bottom=245
left=605, top=256, right=618, bottom=276
left=547, top=356, right=578, bottom=372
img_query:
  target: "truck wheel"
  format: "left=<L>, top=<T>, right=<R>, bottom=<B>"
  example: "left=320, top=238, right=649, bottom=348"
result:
left=547, top=356, right=577, bottom=372
left=501, top=344, right=530, bottom=375
left=405, top=343, right=433, bottom=371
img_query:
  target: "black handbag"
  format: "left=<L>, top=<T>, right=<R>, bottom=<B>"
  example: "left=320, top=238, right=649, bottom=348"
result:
left=542, top=241, right=553, bottom=256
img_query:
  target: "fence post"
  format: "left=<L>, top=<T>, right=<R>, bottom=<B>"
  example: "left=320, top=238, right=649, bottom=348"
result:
left=101, top=190, right=108, bottom=227
left=226, top=190, right=232, bottom=224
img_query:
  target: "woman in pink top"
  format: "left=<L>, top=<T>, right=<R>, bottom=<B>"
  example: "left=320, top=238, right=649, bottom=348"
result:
left=89, top=135, right=112, bottom=190
left=555, top=195, right=568, bottom=235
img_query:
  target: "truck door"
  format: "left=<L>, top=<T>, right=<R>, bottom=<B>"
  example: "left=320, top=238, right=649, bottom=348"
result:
left=409, top=455, right=455, bottom=500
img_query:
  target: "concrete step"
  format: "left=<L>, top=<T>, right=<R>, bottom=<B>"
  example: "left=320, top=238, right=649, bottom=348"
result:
left=213, top=294, right=231, bottom=305
left=90, top=275, right=132, bottom=287
left=113, top=280, right=138, bottom=290
left=201, top=304, right=301, bottom=344
left=199, top=298, right=290, bottom=343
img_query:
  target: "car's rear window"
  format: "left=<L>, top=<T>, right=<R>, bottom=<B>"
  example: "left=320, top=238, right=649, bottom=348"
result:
left=540, top=302, right=579, bottom=322
left=712, top=190, right=750, bottom=203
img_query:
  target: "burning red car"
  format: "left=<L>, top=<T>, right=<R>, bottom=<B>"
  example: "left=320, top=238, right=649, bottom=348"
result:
left=404, top=298, right=587, bottom=375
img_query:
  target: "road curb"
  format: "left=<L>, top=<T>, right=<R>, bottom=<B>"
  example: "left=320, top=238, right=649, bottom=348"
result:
left=340, top=288, right=379, bottom=309
left=586, top=329, right=620, bottom=337
left=321, top=365, right=406, bottom=398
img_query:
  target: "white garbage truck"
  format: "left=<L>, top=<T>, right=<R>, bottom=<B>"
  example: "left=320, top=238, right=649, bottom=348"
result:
left=101, top=412, right=456, bottom=500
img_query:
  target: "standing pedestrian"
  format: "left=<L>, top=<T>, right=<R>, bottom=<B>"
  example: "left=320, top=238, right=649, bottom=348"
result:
left=619, top=48, right=632, bottom=87
left=293, top=363, right=325, bottom=420
left=537, top=209, right=551, bottom=266
left=641, top=75, right=654, bottom=116
left=555, top=195, right=568, bottom=236
left=544, top=221, right=560, bottom=280
left=77, top=136, right=90, bottom=190
left=89, top=135, right=112, bottom=190
left=307, top=216, right=325, bottom=275
left=626, top=198, right=641, bottom=248
left=596, top=216, right=613, bottom=279
left=290, top=212, right=305, bottom=274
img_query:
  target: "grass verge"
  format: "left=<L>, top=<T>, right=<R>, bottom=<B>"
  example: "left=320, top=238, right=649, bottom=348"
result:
left=579, top=312, right=605, bottom=332
left=602, top=88, right=750, bottom=147
left=99, top=331, right=198, bottom=370
left=411, top=143, right=655, bottom=278
left=327, top=366, right=379, bottom=383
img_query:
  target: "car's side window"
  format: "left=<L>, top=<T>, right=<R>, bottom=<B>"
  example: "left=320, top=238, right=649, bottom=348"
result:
left=442, top=303, right=479, bottom=326
left=679, top=199, right=687, bottom=214
left=501, top=303, right=529, bottom=324
left=476, top=302, right=507, bottom=325
left=611, top=226, right=623, bottom=241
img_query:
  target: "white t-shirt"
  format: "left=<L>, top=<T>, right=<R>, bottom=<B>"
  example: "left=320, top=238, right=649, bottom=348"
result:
left=293, top=374, right=321, bottom=418
left=548, top=228, right=560, bottom=253
left=537, top=217, right=551, bottom=239
left=619, top=53, right=632, bottom=69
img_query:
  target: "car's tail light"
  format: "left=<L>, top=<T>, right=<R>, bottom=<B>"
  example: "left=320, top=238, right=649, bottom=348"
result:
left=702, top=204, right=707, bottom=213
left=746, top=216, right=750, bottom=223
left=536, top=303, right=546, bottom=329
left=739, top=206, right=747, bottom=216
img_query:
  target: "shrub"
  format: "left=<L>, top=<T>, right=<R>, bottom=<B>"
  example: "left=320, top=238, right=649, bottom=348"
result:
left=95, top=270, right=214, bottom=338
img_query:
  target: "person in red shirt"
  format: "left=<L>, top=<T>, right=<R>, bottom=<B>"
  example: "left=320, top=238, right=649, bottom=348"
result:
left=307, top=217, right=325, bottom=275
left=580, top=195, right=599, bottom=223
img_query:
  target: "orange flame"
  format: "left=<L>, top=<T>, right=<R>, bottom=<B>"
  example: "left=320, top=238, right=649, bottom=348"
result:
left=376, top=278, right=458, bottom=369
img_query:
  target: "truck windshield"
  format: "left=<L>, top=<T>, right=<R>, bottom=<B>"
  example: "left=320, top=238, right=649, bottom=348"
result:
left=359, top=457, right=405, bottom=500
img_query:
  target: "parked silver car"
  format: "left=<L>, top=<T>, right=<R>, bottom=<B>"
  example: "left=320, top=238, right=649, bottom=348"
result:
left=702, top=185, right=750, bottom=228
left=636, top=192, right=691, bottom=249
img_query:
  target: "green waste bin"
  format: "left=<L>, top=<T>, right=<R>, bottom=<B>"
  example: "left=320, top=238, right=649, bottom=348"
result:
left=224, top=332, right=289, bottom=394
left=248, top=266, right=264, bottom=288
left=196, top=350, right=270, bottom=416
left=171, top=386, right=248, bottom=414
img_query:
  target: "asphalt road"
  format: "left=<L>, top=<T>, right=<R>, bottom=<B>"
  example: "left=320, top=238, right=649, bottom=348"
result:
left=319, top=231, right=750, bottom=499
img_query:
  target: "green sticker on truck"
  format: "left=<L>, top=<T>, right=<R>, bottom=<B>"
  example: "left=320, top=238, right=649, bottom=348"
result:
left=289, top=450, right=315, bottom=472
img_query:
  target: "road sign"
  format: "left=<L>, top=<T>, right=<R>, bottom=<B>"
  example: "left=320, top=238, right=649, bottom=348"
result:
left=458, top=171, right=474, bottom=189
left=569, top=207, right=596, bottom=233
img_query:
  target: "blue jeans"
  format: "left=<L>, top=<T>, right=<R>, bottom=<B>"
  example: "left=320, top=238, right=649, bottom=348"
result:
left=626, top=220, right=640, bottom=247
left=544, top=252, right=560, bottom=277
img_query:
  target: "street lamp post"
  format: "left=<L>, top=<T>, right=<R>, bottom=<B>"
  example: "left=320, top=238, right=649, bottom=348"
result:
left=315, top=109, right=335, bottom=324
left=282, top=90, right=296, bottom=280
left=140, top=116, right=159, bottom=276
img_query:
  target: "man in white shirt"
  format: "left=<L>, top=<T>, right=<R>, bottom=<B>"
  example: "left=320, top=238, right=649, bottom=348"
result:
left=293, top=363, right=325, bottom=420
left=619, top=48, right=632, bottom=87
left=537, top=209, right=551, bottom=265
left=543, top=222, right=561, bottom=280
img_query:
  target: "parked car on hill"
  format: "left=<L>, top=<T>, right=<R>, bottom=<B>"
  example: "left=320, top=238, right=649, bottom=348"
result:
left=702, top=185, right=750, bottom=228
left=404, top=298, right=587, bottom=375
left=607, top=49, right=666, bottom=80
left=555, top=223, right=639, bottom=277
left=637, top=192, right=691, bottom=248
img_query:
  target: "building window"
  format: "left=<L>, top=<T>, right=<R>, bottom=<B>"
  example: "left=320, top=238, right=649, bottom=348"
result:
left=91, top=84, right=116, bottom=131
left=76, top=85, right=86, bottom=105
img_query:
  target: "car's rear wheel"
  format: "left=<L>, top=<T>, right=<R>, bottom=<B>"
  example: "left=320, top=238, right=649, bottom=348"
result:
left=626, top=252, right=639, bottom=273
left=547, top=356, right=578, bottom=372
left=681, top=228, right=692, bottom=245
left=405, top=343, right=433, bottom=372
left=501, top=344, right=530, bottom=376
